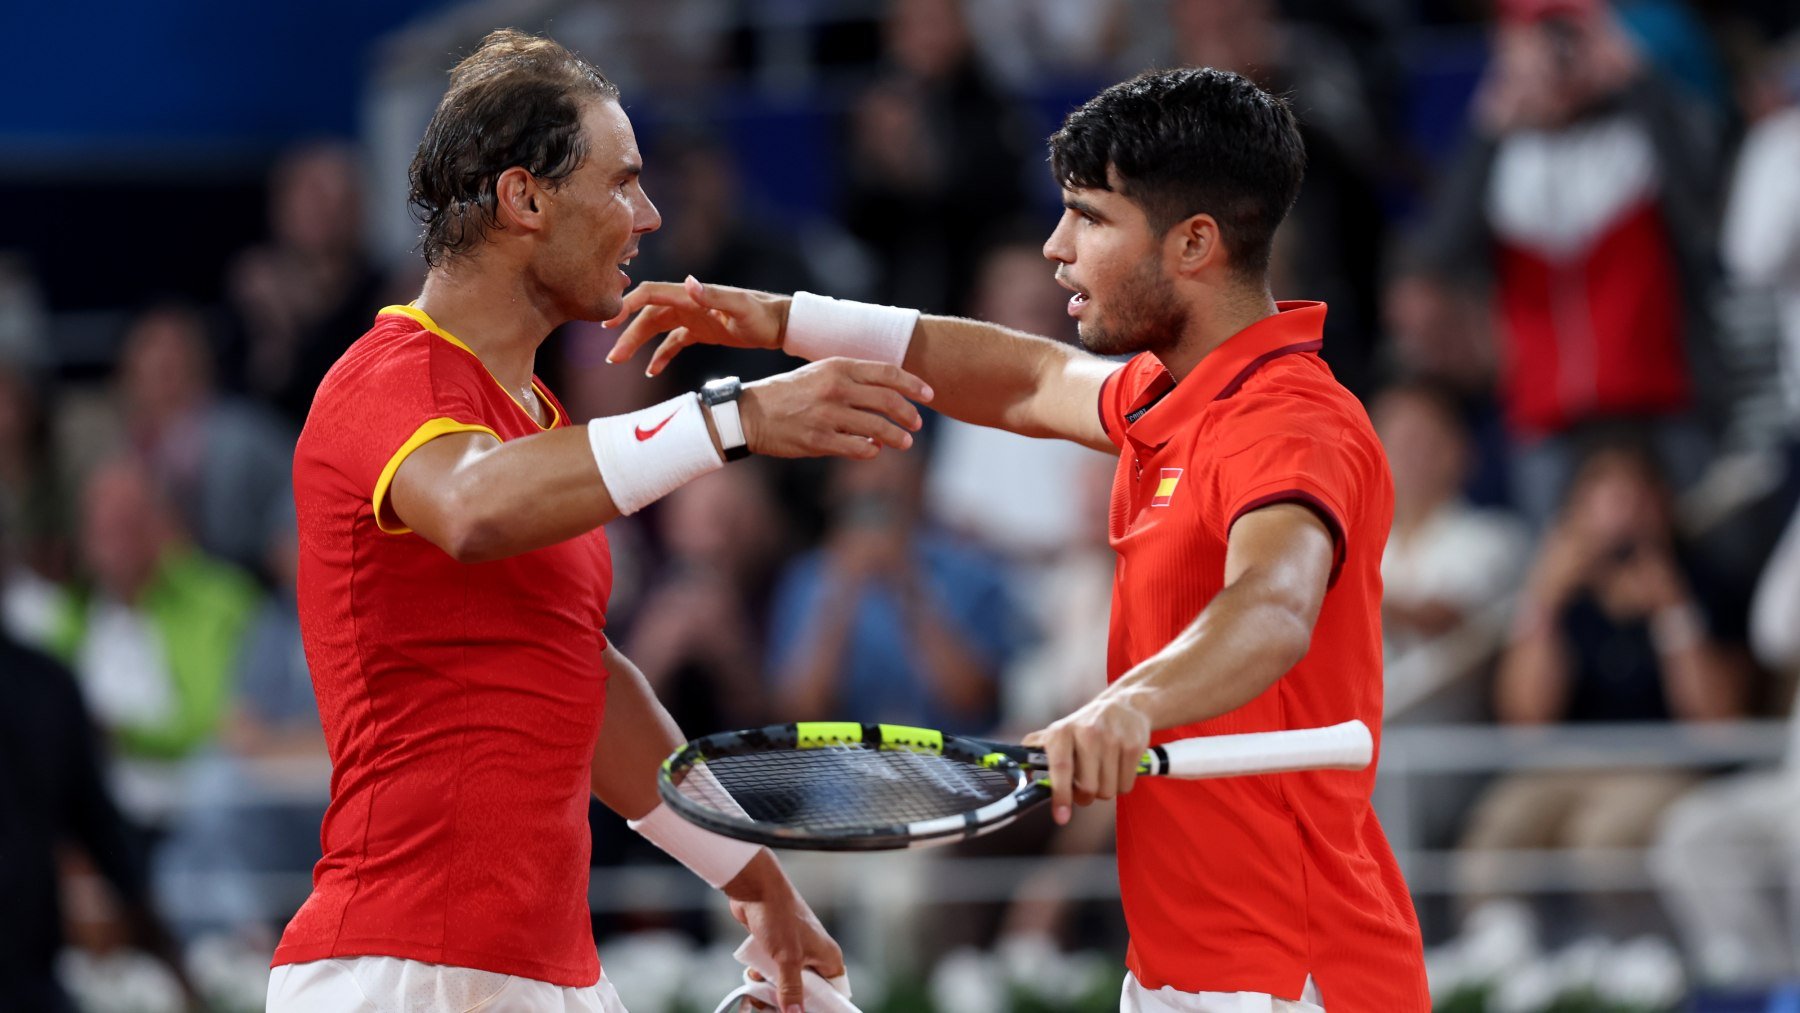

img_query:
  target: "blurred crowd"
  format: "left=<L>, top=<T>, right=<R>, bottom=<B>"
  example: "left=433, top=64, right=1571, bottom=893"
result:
left=6, top=0, right=1800, bottom=1008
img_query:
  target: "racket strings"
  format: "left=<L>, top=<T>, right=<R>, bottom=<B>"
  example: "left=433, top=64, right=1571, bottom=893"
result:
left=674, top=746, right=1020, bottom=833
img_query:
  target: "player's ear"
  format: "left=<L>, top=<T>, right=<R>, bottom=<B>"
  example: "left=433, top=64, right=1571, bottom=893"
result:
left=494, top=166, right=545, bottom=234
left=1168, top=212, right=1224, bottom=279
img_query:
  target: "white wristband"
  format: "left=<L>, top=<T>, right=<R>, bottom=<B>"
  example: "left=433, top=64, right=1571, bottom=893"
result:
left=629, top=797, right=761, bottom=889
left=784, top=291, right=919, bottom=366
left=588, top=393, right=723, bottom=516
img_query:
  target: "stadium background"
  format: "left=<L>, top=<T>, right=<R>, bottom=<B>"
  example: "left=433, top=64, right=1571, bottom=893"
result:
left=3, top=0, right=1800, bottom=1010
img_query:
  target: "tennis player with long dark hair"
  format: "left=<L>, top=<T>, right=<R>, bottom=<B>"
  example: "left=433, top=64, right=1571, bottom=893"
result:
left=611, top=68, right=1430, bottom=1011
left=270, top=30, right=932, bottom=1013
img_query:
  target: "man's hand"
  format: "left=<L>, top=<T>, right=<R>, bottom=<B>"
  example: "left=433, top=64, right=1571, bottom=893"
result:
left=722, top=851, right=845, bottom=1013
left=1522, top=525, right=1603, bottom=609
left=740, top=358, right=932, bottom=460
left=607, top=276, right=790, bottom=377
left=1022, top=692, right=1154, bottom=826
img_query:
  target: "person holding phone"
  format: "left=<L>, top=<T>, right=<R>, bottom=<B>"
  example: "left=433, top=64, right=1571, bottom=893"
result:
left=1457, top=437, right=1750, bottom=937
left=767, top=449, right=1016, bottom=737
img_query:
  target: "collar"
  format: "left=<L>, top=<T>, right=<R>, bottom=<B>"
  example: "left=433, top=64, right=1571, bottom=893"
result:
left=379, top=303, right=477, bottom=355
left=377, top=304, right=561, bottom=431
left=1123, top=301, right=1327, bottom=450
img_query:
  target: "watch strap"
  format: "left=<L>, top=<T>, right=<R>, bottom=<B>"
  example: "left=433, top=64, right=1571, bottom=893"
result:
left=700, top=377, right=750, bottom=462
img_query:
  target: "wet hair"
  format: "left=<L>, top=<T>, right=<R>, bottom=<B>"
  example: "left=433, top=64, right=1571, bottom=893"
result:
left=409, top=29, right=619, bottom=266
left=1048, top=67, right=1305, bottom=280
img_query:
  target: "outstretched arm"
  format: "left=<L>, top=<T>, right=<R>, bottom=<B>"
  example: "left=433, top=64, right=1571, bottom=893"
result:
left=387, top=358, right=930, bottom=563
left=906, top=314, right=1117, bottom=451
left=608, top=278, right=1118, bottom=452
left=593, top=643, right=845, bottom=1010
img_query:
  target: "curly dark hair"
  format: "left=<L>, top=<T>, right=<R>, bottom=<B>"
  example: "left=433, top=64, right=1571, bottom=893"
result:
left=408, top=29, right=619, bottom=267
left=1048, top=68, right=1305, bottom=281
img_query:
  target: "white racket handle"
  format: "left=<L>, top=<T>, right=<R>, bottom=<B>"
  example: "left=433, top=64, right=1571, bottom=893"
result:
left=1146, top=720, right=1373, bottom=778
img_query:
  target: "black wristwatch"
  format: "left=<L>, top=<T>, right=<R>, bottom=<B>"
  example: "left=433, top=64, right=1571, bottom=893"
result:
left=699, top=376, right=750, bottom=461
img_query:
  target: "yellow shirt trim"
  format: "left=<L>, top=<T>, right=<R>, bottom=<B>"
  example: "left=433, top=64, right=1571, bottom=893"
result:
left=372, top=417, right=502, bottom=535
left=377, top=304, right=562, bottom=431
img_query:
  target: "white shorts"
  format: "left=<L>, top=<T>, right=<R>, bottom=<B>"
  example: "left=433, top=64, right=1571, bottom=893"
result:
left=1121, top=972, right=1324, bottom=1013
left=267, top=956, right=628, bottom=1012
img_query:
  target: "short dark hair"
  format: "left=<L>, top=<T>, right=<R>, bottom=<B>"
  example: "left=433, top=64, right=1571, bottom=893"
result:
left=409, top=29, right=619, bottom=267
left=1048, top=68, right=1305, bottom=280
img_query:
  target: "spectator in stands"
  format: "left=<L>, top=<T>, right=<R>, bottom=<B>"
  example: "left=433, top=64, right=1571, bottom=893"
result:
left=0, top=579, right=198, bottom=1010
left=1380, top=252, right=1512, bottom=507
left=1418, top=0, right=1721, bottom=524
left=920, top=239, right=1118, bottom=945
left=624, top=133, right=823, bottom=391
left=925, top=232, right=1110, bottom=562
left=625, top=463, right=785, bottom=734
left=767, top=447, right=1016, bottom=735
left=960, top=0, right=1129, bottom=89
left=1650, top=471, right=1800, bottom=988
left=0, top=354, right=69, bottom=646
left=992, top=453, right=1119, bottom=948
left=47, top=457, right=260, bottom=765
left=157, top=502, right=324, bottom=942
left=117, top=303, right=294, bottom=580
left=1135, top=0, right=1391, bottom=396
left=1722, top=35, right=1800, bottom=436
left=223, top=142, right=385, bottom=425
left=1375, top=380, right=1529, bottom=722
left=841, top=0, right=1032, bottom=315
left=1457, top=437, right=1750, bottom=937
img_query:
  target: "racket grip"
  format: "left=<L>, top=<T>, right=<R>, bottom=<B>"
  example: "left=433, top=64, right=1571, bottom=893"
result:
left=1145, top=720, right=1373, bottom=779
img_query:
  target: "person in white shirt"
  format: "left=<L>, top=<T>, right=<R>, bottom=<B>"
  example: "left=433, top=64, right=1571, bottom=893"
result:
left=1372, top=381, right=1529, bottom=722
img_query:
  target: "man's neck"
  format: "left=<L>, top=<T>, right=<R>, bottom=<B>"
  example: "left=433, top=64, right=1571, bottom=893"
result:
left=415, top=263, right=561, bottom=394
left=1158, top=284, right=1280, bottom=382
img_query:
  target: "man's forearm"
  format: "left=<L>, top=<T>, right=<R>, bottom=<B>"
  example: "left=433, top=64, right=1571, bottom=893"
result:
left=591, top=645, right=687, bottom=820
left=902, top=315, right=1116, bottom=450
left=1100, top=580, right=1314, bottom=730
left=1099, top=505, right=1332, bottom=731
left=422, top=426, right=626, bottom=563
left=781, top=294, right=1114, bottom=446
left=447, top=393, right=742, bottom=562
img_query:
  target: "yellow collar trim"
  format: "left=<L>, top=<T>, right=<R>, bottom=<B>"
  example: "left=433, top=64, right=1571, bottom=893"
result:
left=377, top=304, right=561, bottom=431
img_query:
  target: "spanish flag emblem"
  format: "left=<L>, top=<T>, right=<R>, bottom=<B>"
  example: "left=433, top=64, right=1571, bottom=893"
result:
left=1151, top=467, right=1183, bottom=508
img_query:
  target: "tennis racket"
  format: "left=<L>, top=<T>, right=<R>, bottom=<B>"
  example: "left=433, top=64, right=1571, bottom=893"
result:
left=658, top=719, right=1372, bottom=851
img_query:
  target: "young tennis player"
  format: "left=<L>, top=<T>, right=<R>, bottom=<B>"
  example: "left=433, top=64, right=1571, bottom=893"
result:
left=271, top=30, right=933, bottom=1013
left=609, top=68, right=1430, bottom=1012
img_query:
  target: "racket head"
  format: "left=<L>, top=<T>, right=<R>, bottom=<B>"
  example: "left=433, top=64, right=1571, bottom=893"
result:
left=658, top=722, right=1050, bottom=851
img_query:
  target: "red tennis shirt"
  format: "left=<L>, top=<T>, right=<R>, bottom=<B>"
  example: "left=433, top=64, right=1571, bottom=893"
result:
left=1097, top=302, right=1428, bottom=1009
left=276, top=306, right=613, bottom=986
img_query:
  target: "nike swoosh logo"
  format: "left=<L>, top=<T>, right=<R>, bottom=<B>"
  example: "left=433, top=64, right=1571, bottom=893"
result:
left=634, top=411, right=678, bottom=441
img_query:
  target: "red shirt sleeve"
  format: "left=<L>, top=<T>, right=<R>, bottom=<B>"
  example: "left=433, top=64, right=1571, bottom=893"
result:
left=1211, top=400, right=1367, bottom=585
left=312, top=333, right=500, bottom=533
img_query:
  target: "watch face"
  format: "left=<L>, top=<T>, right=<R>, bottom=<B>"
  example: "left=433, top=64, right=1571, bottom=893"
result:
left=704, top=377, right=741, bottom=403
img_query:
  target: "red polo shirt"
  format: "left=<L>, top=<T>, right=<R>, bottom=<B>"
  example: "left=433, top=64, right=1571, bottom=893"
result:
left=1097, top=302, right=1427, bottom=1009
left=278, top=306, right=613, bottom=986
